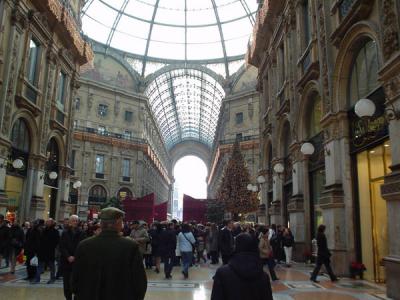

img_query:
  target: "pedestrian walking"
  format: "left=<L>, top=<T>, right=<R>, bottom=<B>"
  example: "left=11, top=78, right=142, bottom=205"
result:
left=72, top=207, right=147, bottom=300
left=178, top=223, right=196, bottom=279
left=211, top=233, right=273, bottom=300
left=310, top=224, right=338, bottom=283
left=282, top=227, right=294, bottom=267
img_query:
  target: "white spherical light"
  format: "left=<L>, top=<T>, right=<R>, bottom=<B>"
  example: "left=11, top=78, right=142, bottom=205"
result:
left=247, top=184, right=253, bottom=191
left=12, top=159, right=24, bottom=169
left=301, top=142, right=315, bottom=155
left=257, top=175, right=266, bottom=184
left=252, top=185, right=258, bottom=192
left=355, top=98, right=376, bottom=118
left=273, top=163, right=284, bottom=174
left=49, top=171, right=58, bottom=180
left=73, top=181, right=82, bottom=189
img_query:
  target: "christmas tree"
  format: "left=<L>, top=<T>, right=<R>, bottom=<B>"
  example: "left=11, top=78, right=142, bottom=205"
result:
left=217, top=140, right=258, bottom=220
left=206, top=199, right=225, bottom=224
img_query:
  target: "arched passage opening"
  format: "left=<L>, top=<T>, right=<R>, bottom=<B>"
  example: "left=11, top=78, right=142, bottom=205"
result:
left=172, top=155, right=208, bottom=220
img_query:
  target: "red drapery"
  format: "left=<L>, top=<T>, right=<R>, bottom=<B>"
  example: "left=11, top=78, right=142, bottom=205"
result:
left=122, top=193, right=155, bottom=224
left=154, top=201, right=168, bottom=221
left=183, top=194, right=207, bottom=224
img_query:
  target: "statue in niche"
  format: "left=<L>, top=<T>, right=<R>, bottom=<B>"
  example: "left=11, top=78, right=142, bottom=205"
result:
left=87, top=93, right=93, bottom=111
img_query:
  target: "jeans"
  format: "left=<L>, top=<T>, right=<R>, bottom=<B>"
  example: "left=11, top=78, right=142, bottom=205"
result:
left=284, top=246, right=292, bottom=264
left=163, top=255, right=174, bottom=276
left=35, top=260, right=56, bottom=282
left=181, top=251, right=193, bottom=275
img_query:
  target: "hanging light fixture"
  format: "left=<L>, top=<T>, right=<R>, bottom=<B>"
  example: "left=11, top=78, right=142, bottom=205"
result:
left=256, top=175, right=266, bottom=184
left=12, top=159, right=24, bottom=169
left=247, top=183, right=253, bottom=191
left=273, top=163, right=284, bottom=174
left=354, top=98, right=376, bottom=118
left=73, top=181, right=82, bottom=189
left=49, top=171, right=58, bottom=180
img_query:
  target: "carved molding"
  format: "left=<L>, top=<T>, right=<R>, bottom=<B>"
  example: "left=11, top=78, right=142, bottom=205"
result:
left=382, top=0, right=399, bottom=61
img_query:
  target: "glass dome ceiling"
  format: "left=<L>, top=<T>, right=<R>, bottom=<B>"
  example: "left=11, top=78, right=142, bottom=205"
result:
left=81, top=0, right=257, bottom=74
left=145, top=69, right=225, bottom=149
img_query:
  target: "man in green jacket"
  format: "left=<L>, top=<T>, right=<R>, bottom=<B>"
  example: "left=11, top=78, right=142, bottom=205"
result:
left=72, top=208, right=147, bottom=300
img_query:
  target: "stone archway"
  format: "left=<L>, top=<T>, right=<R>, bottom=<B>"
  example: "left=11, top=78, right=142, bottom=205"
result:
left=169, top=141, right=211, bottom=176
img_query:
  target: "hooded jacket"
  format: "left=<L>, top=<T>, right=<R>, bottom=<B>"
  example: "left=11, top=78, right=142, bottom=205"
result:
left=211, top=252, right=273, bottom=300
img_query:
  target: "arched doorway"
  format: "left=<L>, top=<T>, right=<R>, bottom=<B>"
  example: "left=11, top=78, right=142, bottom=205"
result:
left=88, top=185, right=107, bottom=204
left=44, top=138, right=60, bottom=219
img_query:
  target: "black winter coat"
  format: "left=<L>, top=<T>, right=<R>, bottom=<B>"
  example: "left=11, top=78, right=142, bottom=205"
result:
left=24, top=227, right=41, bottom=257
left=218, top=228, right=234, bottom=256
left=211, top=252, right=273, bottom=300
left=59, top=228, right=86, bottom=272
left=158, top=228, right=176, bottom=257
left=316, top=232, right=331, bottom=263
left=0, top=223, right=11, bottom=255
left=39, top=227, right=60, bottom=262
left=9, top=224, right=24, bottom=253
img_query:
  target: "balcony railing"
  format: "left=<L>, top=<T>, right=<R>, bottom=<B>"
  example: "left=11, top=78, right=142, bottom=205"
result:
left=219, top=135, right=259, bottom=145
left=74, top=126, right=147, bottom=144
left=339, top=0, right=355, bottom=19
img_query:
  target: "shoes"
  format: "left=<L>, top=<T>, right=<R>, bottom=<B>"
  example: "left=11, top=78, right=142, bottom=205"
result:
left=30, top=280, right=40, bottom=284
left=310, top=278, right=320, bottom=283
left=331, top=277, right=339, bottom=282
left=47, top=279, right=55, bottom=284
left=272, top=277, right=279, bottom=281
left=165, top=273, right=172, bottom=279
left=155, top=268, right=160, bottom=274
left=182, top=271, right=188, bottom=279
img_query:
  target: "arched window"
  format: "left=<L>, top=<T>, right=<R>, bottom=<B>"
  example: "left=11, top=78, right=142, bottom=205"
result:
left=307, top=94, right=322, bottom=139
left=118, top=187, right=132, bottom=201
left=89, top=185, right=107, bottom=203
left=349, top=39, right=380, bottom=107
left=10, top=119, right=30, bottom=153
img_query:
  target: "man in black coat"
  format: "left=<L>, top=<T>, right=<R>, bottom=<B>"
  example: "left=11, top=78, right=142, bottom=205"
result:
left=218, top=220, right=234, bottom=265
left=59, top=215, right=86, bottom=300
left=24, top=220, right=42, bottom=281
left=72, top=207, right=147, bottom=300
left=0, top=214, right=10, bottom=270
left=38, top=219, right=60, bottom=283
left=211, top=233, right=273, bottom=300
left=310, top=224, right=338, bottom=283
left=159, top=222, right=177, bottom=279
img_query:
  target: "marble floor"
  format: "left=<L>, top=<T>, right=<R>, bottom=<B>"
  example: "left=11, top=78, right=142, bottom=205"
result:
left=0, top=262, right=390, bottom=300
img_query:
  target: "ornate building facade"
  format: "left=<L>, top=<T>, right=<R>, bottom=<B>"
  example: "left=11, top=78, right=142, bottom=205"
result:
left=0, top=0, right=92, bottom=221
left=248, top=0, right=400, bottom=297
left=71, top=47, right=172, bottom=217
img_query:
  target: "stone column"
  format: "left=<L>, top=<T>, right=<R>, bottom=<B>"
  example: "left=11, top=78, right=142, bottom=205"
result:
left=57, top=166, right=72, bottom=220
left=0, top=143, right=10, bottom=213
left=380, top=57, right=400, bottom=300
left=270, top=160, right=282, bottom=225
left=29, top=166, right=46, bottom=220
left=319, top=119, right=348, bottom=275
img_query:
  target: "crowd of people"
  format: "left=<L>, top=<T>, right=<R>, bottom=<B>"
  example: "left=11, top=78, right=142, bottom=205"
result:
left=0, top=210, right=337, bottom=300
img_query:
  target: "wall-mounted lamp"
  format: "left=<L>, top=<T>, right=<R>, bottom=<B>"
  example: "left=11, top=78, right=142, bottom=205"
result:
left=40, top=171, right=58, bottom=180
left=0, top=158, right=24, bottom=169
left=73, top=180, right=82, bottom=189
left=300, top=142, right=315, bottom=156
left=247, top=175, right=266, bottom=193
left=355, top=98, right=400, bottom=120
left=273, top=163, right=284, bottom=174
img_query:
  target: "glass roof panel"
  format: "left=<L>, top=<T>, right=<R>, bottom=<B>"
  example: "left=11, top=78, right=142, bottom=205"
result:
left=225, top=36, right=250, bottom=57
left=217, top=1, right=249, bottom=22
left=82, top=0, right=258, bottom=72
left=145, top=69, right=225, bottom=149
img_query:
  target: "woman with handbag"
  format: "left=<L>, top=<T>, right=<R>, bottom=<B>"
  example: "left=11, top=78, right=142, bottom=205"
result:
left=259, top=227, right=279, bottom=281
left=178, top=223, right=196, bottom=279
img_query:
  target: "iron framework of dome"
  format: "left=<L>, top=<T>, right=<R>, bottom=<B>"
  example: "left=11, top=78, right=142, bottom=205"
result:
left=81, top=0, right=258, bottom=149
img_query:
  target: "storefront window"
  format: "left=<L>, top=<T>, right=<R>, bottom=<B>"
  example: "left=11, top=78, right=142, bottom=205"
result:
left=89, top=185, right=107, bottom=203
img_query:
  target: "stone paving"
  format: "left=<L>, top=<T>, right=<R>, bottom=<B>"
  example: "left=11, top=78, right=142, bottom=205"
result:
left=0, top=262, right=391, bottom=299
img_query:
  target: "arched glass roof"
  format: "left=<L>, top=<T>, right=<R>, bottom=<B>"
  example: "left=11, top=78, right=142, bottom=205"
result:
left=81, top=0, right=257, bottom=76
left=145, top=69, right=225, bottom=149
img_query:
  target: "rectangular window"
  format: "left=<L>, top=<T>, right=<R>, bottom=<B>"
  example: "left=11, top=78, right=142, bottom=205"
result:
left=98, top=126, right=106, bottom=135
left=95, top=154, right=104, bottom=174
left=27, top=39, right=39, bottom=84
left=70, top=150, right=76, bottom=170
left=124, top=130, right=132, bottom=140
left=235, top=112, right=243, bottom=124
left=125, top=111, right=133, bottom=122
left=98, top=104, right=108, bottom=117
left=57, top=71, right=66, bottom=112
left=75, top=98, right=80, bottom=111
left=122, top=159, right=130, bottom=177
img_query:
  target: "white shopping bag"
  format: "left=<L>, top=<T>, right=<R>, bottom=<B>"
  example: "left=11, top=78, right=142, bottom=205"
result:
left=30, top=255, right=38, bottom=267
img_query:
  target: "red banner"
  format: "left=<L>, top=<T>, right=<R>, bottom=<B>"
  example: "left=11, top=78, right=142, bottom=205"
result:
left=183, top=194, right=207, bottom=224
left=154, top=201, right=168, bottom=221
left=122, top=193, right=155, bottom=224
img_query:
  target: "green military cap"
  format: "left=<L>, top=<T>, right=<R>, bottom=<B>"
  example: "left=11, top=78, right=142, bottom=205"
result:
left=99, top=207, right=125, bottom=220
